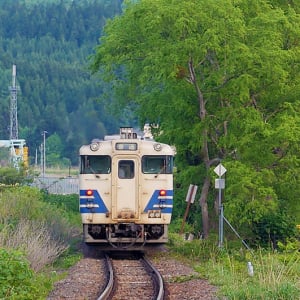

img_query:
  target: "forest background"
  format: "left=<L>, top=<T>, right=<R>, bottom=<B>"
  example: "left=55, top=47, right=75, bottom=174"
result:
left=0, top=0, right=124, bottom=166
left=0, top=0, right=299, bottom=245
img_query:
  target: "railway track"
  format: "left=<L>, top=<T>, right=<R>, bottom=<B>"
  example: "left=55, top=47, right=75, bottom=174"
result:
left=99, top=252, right=164, bottom=300
left=48, top=247, right=218, bottom=299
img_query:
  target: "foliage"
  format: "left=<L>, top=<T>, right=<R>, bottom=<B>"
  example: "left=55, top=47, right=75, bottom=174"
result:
left=91, top=0, right=300, bottom=243
left=252, top=213, right=297, bottom=248
left=0, top=166, right=33, bottom=185
left=169, top=218, right=194, bottom=235
left=0, top=0, right=123, bottom=165
left=0, top=185, right=82, bottom=297
left=206, top=250, right=300, bottom=299
left=41, top=192, right=81, bottom=225
left=2, top=220, right=69, bottom=272
left=168, top=232, right=221, bottom=261
left=42, top=193, right=79, bottom=214
left=0, top=186, right=80, bottom=270
left=52, top=251, right=82, bottom=270
left=168, top=234, right=300, bottom=299
left=0, top=247, right=50, bottom=299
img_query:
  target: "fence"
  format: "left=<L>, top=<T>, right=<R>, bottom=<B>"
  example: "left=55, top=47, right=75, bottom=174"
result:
left=32, top=176, right=79, bottom=194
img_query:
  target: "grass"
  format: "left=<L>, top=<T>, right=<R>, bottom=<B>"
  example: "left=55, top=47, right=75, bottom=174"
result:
left=167, top=233, right=300, bottom=300
left=1, top=185, right=298, bottom=299
left=46, top=167, right=79, bottom=177
left=0, top=186, right=82, bottom=299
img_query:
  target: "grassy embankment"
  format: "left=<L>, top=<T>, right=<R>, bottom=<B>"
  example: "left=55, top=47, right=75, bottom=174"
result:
left=0, top=186, right=82, bottom=299
left=165, top=232, right=300, bottom=300
left=0, top=185, right=299, bottom=299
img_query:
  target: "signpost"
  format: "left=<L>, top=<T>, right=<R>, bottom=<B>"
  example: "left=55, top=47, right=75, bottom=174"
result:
left=214, top=163, right=227, bottom=248
left=180, top=184, right=198, bottom=234
left=213, top=163, right=251, bottom=250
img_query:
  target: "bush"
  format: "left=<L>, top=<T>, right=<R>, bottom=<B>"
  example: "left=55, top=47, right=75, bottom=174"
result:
left=0, top=167, right=33, bottom=186
left=252, top=213, right=297, bottom=249
left=0, top=186, right=80, bottom=271
left=0, top=248, right=47, bottom=299
left=3, top=220, right=68, bottom=271
left=41, top=193, right=79, bottom=214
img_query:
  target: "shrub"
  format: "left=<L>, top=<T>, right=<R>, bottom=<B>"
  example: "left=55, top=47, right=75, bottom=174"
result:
left=0, top=248, right=39, bottom=299
left=3, top=220, right=68, bottom=271
left=41, top=193, right=79, bottom=215
left=252, top=213, right=297, bottom=249
left=0, top=186, right=80, bottom=271
left=0, top=167, right=33, bottom=186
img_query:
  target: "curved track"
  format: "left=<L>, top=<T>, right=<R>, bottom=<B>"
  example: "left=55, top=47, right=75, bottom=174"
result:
left=98, top=252, right=164, bottom=300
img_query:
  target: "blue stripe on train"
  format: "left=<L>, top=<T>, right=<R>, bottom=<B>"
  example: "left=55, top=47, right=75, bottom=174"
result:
left=79, top=190, right=108, bottom=213
left=143, top=190, right=173, bottom=214
left=80, top=189, right=173, bottom=214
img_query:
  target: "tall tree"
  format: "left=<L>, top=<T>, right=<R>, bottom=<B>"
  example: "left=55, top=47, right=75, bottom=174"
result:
left=91, top=0, right=300, bottom=238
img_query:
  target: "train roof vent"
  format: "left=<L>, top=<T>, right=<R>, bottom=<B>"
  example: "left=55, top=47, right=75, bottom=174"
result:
left=120, top=127, right=137, bottom=139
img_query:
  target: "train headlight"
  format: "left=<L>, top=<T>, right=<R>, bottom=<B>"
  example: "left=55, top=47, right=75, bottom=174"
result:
left=90, top=142, right=100, bottom=151
left=159, top=189, right=166, bottom=196
left=86, top=189, right=93, bottom=196
left=153, top=143, right=162, bottom=151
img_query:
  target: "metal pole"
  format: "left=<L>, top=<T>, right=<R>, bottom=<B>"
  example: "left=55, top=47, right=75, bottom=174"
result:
left=214, top=163, right=226, bottom=249
left=223, top=216, right=251, bottom=251
left=42, top=131, right=47, bottom=177
left=40, top=144, right=43, bottom=174
left=218, top=176, right=223, bottom=248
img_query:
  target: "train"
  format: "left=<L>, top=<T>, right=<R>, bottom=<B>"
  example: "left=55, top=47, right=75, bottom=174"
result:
left=79, top=126, right=175, bottom=250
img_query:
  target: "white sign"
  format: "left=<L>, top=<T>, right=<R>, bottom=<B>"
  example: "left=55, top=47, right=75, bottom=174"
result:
left=214, top=163, right=227, bottom=177
left=215, top=179, right=225, bottom=189
left=185, top=184, right=198, bottom=203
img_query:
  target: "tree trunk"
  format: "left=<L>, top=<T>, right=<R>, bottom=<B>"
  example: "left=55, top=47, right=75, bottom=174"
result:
left=188, top=57, right=212, bottom=238
left=199, top=175, right=211, bottom=237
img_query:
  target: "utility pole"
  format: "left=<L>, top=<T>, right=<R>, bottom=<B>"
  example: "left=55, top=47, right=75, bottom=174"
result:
left=42, top=131, right=47, bottom=177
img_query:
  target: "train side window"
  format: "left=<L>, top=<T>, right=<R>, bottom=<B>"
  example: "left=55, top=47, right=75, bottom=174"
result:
left=142, top=155, right=173, bottom=174
left=80, top=155, right=111, bottom=174
left=118, top=160, right=134, bottom=179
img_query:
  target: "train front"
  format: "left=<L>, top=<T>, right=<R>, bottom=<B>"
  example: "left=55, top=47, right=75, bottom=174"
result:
left=79, top=127, right=174, bottom=250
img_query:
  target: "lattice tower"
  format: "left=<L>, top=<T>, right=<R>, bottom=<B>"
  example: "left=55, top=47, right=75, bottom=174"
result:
left=9, top=65, right=19, bottom=140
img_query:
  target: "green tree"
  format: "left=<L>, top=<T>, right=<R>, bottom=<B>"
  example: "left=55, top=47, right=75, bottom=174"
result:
left=91, top=0, right=300, bottom=240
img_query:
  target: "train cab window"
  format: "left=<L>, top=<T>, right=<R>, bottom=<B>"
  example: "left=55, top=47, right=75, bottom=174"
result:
left=142, top=155, right=173, bottom=174
left=118, top=160, right=134, bottom=179
left=80, top=155, right=111, bottom=174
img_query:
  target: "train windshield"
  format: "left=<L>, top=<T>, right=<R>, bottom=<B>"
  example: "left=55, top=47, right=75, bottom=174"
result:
left=142, top=155, right=173, bottom=174
left=80, top=155, right=111, bottom=174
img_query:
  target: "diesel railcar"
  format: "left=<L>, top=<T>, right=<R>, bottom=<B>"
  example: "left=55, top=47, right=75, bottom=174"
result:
left=79, top=127, right=174, bottom=249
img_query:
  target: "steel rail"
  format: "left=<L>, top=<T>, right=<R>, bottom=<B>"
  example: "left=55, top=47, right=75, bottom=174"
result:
left=142, top=256, right=164, bottom=300
left=97, top=254, right=114, bottom=300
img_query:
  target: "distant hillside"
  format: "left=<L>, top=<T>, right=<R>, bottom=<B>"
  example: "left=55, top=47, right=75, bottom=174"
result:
left=0, top=0, right=123, bottom=165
